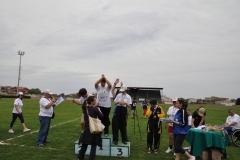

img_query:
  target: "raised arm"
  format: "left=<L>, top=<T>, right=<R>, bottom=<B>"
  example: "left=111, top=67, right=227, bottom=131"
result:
left=103, top=74, right=112, bottom=89
left=111, top=78, right=119, bottom=97
left=95, top=78, right=102, bottom=89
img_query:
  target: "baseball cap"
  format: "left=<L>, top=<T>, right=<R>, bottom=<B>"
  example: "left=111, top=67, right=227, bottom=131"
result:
left=18, top=92, right=24, bottom=95
left=119, top=85, right=127, bottom=92
left=198, top=108, right=205, bottom=116
left=44, top=89, right=53, bottom=95
left=172, top=97, right=178, bottom=101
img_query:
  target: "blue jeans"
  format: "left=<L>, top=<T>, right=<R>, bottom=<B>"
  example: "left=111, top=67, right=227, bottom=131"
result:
left=224, top=126, right=233, bottom=135
left=37, top=116, right=51, bottom=145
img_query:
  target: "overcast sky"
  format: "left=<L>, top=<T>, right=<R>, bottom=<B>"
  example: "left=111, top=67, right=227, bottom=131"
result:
left=0, top=0, right=239, bottom=99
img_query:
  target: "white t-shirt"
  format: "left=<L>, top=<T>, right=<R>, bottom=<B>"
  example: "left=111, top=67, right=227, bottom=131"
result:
left=114, top=93, right=132, bottom=107
left=12, top=98, right=23, bottom=113
left=226, top=114, right=240, bottom=129
left=79, top=94, right=93, bottom=105
left=96, top=85, right=111, bottom=108
left=188, top=116, right=192, bottom=126
left=167, top=106, right=179, bottom=127
left=39, top=97, right=53, bottom=117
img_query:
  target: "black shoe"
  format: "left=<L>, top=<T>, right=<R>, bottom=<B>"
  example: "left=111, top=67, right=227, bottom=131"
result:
left=113, top=141, right=118, bottom=145
left=122, top=141, right=127, bottom=144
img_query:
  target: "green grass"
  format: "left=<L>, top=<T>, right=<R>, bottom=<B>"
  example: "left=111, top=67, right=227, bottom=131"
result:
left=0, top=99, right=239, bottom=160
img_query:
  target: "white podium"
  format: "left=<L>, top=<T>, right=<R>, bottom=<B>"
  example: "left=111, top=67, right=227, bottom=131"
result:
left=74, top=134, right=130, bottom=157
left=110, top=141, right=130, bottom=157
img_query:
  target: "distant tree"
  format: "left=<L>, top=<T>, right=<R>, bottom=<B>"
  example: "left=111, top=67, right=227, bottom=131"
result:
left=236, top=98, right=240, bottom=105
left=60, top=93, right=65, bottom=97
left=28, top=88, right=41, bottom=94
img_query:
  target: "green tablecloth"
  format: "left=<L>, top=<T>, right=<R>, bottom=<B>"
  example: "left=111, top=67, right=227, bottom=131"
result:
left=186, top=128, right=230, bottom=157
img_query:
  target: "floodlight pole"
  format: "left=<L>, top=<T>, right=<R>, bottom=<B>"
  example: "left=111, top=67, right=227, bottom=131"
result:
left=17, top=51, right=25, bottom=94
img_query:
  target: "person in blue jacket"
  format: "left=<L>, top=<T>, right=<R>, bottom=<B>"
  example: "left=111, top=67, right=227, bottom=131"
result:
left=167, top=99, right=195, bottom=160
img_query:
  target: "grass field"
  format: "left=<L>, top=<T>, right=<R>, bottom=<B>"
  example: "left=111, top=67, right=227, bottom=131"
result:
left=0, top=98, right=239, bottom=160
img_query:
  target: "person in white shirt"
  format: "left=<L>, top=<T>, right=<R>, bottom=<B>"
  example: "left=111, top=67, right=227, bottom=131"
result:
left=187, top=110, right=192, bottom=129
left=223, top=109, right=240, bottom=134
left=165, top=97, right=179, bottom=154
left=37, top=89, right=56, bottom=147
left=95, top=74, right=112, bottom=136
left=113, top=85, right=132, bottom=145
left=8, top=92, right=30, bottom=133
left=72, top=88, right=92, bottom=131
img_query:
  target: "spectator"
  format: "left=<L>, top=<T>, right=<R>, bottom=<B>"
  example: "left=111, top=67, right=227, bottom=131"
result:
left=37, top=89, right=56, bottom=147
left=77, top=96, right=103, bottom=160
left=191, top=106, right=206, bottom=128
left=95, top=74, right=112, bottom=136
left=113, top=85, right=132, bottom=145
left=167, top=99, right=195, bottom=160
left=131, top=97, right=137, bottom=118
left=165, top=97, right=179, bottom=154
left=223, top=109, right=240, bottom=134
left=141, top=98, right=148, bottom=118
left=187, top=110, right=192, bottom=129
left=8, top=92, right=30, bottom=133
left=146, top=99, right=165, bottom=154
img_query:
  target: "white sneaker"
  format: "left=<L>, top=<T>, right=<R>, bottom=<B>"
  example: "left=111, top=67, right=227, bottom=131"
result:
left=188, top=156, right=195, bottom=160
left=174, top=153, right=176, bottom=156
left=147, top=148, right=152, bottom=154
left=23, top=128, right=30, bottom=132
left=8, top=129, right=14, bottom=133
left=166, top=147, right=172, bottom=153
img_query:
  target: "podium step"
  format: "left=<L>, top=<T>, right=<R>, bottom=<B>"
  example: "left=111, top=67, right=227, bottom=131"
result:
left=74, top=134, right=130, bottom=157
left=110, top=141, right=130, bottom=157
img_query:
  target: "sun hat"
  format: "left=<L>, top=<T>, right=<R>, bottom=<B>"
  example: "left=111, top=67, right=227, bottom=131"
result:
left=172, top=97, right=178, bottom=101
left=18, top=92, right=24, bottom=95
left=198, top=108, right=205, bottom=116
left=44, top=89, right=53, bottom=95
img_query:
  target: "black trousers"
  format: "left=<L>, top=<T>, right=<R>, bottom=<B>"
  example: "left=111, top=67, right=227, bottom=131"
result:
left=99, top=107, right=111, bottom=134
left=78, top=143, right=97, bottom=160
left=147, top=131, right=160, bottom=150
left=174, top=134, right=186, bottom=154
left=10, top=113, right=24, bottom=127
left=113, top=106, right=127, bottom=142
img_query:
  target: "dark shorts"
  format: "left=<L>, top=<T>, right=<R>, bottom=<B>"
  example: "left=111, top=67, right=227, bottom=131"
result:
left=131, top=106, right=136, bottom=110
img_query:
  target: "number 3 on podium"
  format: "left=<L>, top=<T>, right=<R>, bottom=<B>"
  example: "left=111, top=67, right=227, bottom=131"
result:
left=117, top=148, right=123, bottom=156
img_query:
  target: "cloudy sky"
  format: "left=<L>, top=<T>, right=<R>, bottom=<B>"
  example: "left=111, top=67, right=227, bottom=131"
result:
left=0, top=0, right=240, bottom=99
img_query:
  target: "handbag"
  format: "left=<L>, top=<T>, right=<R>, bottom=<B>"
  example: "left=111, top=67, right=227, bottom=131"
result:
left=86, top=106, right=105, bottom=134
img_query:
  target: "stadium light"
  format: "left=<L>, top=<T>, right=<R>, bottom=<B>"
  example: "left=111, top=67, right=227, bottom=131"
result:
left=17, top=51, right=25, bottom=94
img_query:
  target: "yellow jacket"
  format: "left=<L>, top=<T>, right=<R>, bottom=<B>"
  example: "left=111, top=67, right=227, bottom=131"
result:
left=146, top=105, right=165, bottom=133
left=146, top=105, right=165, bottom=118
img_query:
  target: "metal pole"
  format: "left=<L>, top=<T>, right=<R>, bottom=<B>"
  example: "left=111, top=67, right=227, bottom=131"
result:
left=17, top=51, right=24, bottom=94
